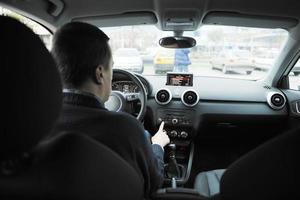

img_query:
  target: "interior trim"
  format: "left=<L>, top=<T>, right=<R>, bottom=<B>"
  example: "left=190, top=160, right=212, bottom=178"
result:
left=72, top=12, right=157, bottom=27
left=295, top=101, right=300, bottom=114
left=182, top=142, right=194, bottom=184
left=202, top=11, right=298, bottom=29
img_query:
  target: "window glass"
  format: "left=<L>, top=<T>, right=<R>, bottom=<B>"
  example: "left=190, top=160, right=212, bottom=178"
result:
left=289, top=59, right=300, bottom=90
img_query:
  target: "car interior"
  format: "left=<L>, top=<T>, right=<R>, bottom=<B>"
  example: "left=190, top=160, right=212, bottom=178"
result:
left=1, top=0, right=300, bottom=199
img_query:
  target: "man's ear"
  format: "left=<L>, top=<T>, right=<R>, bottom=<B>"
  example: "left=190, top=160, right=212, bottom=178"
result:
left=94, top=65, right=104, bottom=85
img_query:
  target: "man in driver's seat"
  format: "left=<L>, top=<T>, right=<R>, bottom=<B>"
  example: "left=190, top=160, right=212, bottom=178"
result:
left=50, top=22, right=170, bottom=198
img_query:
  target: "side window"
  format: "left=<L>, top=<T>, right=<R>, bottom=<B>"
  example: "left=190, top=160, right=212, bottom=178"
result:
left=288, top=59, right=300, bottom=90
left=0, top=6, right=52, bottom=49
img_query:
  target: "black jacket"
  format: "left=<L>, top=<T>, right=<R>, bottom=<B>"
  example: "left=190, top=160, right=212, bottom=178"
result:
left=51, top=91, right=164, bottom=198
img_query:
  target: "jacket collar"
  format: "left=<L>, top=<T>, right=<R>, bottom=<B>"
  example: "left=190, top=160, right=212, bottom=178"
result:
left=62, top=89, right=105, bottom=109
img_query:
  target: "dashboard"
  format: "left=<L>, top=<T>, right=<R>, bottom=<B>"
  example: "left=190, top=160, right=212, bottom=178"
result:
left=111, top=71, right=289, bottom=142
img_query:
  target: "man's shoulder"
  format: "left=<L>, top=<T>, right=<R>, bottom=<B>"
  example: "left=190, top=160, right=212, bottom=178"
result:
left=61, top=104, right=143, bottom=130
left=107, top=111, right=144, bottom=130
left=96, top=111, right=147, bottom=145
left=63, top=103, right=132, bottom=118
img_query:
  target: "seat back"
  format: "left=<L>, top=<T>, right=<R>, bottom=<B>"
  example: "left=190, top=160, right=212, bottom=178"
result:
left=1, top=132, right=143, bottom=200
left=0, top=16, right=143, bottom=200
left=220, top=128, right=300, bottom=200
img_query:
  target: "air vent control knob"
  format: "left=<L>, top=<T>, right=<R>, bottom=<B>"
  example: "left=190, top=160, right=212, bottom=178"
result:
left=170, top=130, right=178, bottom=137
left=180, top=131, right=188, bottom=138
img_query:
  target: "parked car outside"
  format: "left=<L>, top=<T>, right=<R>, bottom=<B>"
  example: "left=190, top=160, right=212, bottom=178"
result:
left=140, top=47, right=157, bottom=64
left=210, top=49, right=255, bottom=74
left=252, top=49, right=279, bottom=72
left=113, top=48, right=144, bottom=74
left=252, top=49, right=300, bottom=76
left=153, top=48, right=175, bottom=74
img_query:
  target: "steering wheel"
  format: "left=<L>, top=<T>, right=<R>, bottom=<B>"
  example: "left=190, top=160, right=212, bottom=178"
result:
left=104, top=69, right=147, bottom=122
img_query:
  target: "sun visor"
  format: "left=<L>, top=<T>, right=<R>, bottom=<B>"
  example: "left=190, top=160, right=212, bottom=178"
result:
left=203, top=12, right=298, bottom=29
left=72, top=12, right=157, bottom=27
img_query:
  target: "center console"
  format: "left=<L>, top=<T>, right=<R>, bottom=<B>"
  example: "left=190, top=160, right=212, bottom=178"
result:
left=158, top=108, right=196, bottom=186
left=152, top=109, right=202, bottom=200
left=154, top=73, right=199, bottom=186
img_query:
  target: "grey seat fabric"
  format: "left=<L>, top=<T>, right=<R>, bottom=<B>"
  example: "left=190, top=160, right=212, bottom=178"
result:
left=194, top=169, right=225, bottom=197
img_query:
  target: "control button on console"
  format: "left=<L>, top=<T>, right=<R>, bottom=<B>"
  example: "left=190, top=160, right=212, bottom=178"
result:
left=180, top=131, right=188, bottom=138
left=170, top=130, right=178, bottom=137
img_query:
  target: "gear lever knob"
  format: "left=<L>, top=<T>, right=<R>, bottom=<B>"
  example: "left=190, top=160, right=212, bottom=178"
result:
left=165, top=143, right=181, bottom=179
left=168, top=143, right=176, bottom=159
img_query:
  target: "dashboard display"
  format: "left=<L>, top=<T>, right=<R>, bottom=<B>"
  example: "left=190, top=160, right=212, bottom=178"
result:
left=166, top=73, right=193, bottom=86
left=112, top=81, right=140, bottom=93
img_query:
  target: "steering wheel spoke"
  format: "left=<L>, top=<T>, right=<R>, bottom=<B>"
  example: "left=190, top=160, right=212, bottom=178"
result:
left=125, top=92, right=141, bottom=102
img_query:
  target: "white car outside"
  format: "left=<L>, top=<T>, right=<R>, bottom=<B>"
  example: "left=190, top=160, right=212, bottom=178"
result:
left=113, top=48, right=144, bottom=74
left=210, top=49, right=255, bottom=75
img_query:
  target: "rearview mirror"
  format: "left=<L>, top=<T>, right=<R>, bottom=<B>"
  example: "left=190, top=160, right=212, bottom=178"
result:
left=159, top=36, right=196, bottom=49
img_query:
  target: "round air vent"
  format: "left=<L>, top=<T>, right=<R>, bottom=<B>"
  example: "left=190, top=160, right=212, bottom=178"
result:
left=155, top=88, right=172, bottom=105
left=267, top=92, right=286, bottom=110
left=181, top=90, right=199, bottom=107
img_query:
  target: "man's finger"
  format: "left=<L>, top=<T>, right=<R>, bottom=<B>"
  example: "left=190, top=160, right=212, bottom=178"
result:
left=159, top=121, right=165, bottom=131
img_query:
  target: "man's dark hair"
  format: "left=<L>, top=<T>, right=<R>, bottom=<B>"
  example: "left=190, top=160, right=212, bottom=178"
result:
left=52, top=22, right=111, bottom=88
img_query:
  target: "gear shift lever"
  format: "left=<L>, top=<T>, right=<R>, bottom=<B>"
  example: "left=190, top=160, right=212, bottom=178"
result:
left=168, top=143, right=176, bottom=158
left=166, top=143, right=181, bottom=180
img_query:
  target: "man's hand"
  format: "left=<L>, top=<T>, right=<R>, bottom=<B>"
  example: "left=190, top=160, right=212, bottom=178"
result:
left=151, top=121, right=170, bottom=148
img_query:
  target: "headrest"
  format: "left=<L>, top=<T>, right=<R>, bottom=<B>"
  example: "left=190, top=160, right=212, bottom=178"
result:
left=0, top=16, right=62, bottom=160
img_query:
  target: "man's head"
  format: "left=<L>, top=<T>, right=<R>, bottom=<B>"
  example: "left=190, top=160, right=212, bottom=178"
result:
left=52, top=22, right=113, bottom=102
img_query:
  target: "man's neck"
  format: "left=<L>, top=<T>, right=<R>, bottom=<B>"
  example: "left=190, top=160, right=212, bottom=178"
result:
left=78, top=81, right=105, bottom=102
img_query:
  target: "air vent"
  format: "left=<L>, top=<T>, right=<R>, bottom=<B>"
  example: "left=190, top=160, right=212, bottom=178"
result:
left=267, top=92, right=286, bottom=110
left=155, top=88, right=172, bottom=105
left=181, top=90, right=199, bottom=107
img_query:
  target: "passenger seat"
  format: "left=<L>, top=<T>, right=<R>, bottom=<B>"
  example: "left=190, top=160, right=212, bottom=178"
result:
left=194, top=169, right=225, bottom=197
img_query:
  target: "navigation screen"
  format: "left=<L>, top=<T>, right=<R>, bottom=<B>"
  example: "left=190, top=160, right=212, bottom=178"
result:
left=166, top=73, right=193, bottom=86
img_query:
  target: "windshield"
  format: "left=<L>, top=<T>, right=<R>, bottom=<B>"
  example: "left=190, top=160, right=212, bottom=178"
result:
left=114, top=48, right=140, bottom=57
left=103, top=25, right=288, bottom=80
